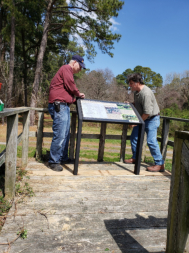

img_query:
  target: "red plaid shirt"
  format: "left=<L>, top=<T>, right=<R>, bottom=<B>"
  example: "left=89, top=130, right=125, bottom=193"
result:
left=48, top=65, right=80, bottom=104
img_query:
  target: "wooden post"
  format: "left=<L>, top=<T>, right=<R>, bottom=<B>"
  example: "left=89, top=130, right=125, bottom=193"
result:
left=5, top=113, right=18, bottom=199
left=36, top=111, right=44, bottom=160
left=98, top=123, right=107, bottom=162
left=166, top=131, right=189, bottom=253
left=161, top=118, right=170, bottom=161
left=141, top=132, right=147, bottom=162
left=69, top=112, right=77, bottom=159
left=22, top=110, right=30, bottom=167
left=120, top=124, right=127, bottom=162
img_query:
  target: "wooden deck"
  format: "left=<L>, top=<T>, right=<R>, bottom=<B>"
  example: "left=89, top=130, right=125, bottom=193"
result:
left=0, top=161, right=171, bottom=253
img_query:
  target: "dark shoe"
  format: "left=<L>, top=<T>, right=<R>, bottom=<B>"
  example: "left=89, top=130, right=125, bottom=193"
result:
left=60, top=158, right=75, bottom=165
left=124, top=158, right=136, bottom=164
left=48, top=163, right=63, bottom=171
left=146, top=164, right=165, bottom=172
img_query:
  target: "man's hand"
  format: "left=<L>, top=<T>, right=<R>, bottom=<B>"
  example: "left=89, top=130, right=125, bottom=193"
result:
left=141, top=114, right=149, bottom=121
left=79, top=93, right=85, bottom=99
left=124, top=101, right=135, bottom=106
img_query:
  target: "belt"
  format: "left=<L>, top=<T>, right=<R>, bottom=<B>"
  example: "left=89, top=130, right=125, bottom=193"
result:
left=59, top=102, right=67, bottom=105
left=49, top=102, right=69, bottom=106
left=149, top=113, right=160, bottom=119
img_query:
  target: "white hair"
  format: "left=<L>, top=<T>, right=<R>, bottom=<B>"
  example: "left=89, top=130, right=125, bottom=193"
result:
left=69, top=60, right=75, bottom=64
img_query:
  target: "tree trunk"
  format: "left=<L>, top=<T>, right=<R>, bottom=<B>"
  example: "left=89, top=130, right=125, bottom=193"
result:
left=7, top=1, right=15, bottom=108
left=0, top=5, right=6, bottom=63
left=21, top=28, right=28, bottom=106
left=0, top=4, right=3, bottom=61
left=29, top=0, right=54, bottom=125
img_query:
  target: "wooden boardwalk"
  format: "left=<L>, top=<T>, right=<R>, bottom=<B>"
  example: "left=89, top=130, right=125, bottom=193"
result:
left=0, top=161, right=171, bottom=253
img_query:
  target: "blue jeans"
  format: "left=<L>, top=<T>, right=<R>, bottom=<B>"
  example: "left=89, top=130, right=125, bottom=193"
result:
left=130, top=115, right=164, bottom=165
left=48, top=103, right=70, bottom=164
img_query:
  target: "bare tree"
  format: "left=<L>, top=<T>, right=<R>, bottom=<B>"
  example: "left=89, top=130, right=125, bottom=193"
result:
left=29, top=0, right=55, bottom=125
left=76, top=68, right=130, bottom=103
left=7, top=0, right=15, bottom=108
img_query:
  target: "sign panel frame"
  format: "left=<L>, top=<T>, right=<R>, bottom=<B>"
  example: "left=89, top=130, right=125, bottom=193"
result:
left=79, top=99, right=143, bottom=124
left=74, top=99, right=145, bottom=175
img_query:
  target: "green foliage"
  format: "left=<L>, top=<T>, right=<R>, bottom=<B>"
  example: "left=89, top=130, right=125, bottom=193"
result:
left=16, top=181, right=34, bottom=197
left=116, top=65, right=163, bottom=90
left=0, top=196, right=12, bottom=215
left=17, top=229, right=28, bottom=239
left=159, top=105, right=189, bottom=136
left=16, top=168, right=27, bottom=181
left=1, top=0, right=124, bottom=108
left=0, top=145, right=6, bottom=153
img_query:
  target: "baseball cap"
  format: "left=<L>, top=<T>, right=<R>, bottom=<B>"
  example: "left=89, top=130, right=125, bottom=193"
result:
left=72, top=55, right=86, bottom=69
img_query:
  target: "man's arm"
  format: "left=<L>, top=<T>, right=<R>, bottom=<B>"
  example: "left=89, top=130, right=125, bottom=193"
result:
left=62, top=67, right=81, bottom=97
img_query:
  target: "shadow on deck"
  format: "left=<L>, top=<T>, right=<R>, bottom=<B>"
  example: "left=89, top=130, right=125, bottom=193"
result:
left=0, top=161, right=171, bottom=253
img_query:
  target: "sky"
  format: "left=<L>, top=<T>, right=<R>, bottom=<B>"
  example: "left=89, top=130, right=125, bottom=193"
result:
left=83, top=0, right=189, bottom=84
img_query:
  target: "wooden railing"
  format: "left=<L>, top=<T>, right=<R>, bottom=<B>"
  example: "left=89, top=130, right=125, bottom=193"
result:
left=166, top=131, right=189, bottom=253
left=30, top=109, right=189, bottom=163
left=0, top=107, right=30, bottom=199
left=1, top=107, right=189, bottom=199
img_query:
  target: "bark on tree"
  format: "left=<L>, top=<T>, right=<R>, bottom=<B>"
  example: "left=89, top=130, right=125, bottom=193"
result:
left=21, top=28, right=28, bottom=106
left=0, top=5, right=3, bottom=62
left=29, top=0, right=55, bottom=125
left=7, top=2, right=15, bottom=108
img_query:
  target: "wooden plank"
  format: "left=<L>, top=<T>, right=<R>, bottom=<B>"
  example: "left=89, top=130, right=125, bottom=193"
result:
left=98, top=123, right=107, bottom=162
left=22, top=111, right=30, bottom=167
left=5, top=113, right=18, bottom=199
left=166, top=131, right=189, bottom=253
left=157, top=137, right=174, bottom=147
left=161, top=118, right=170, bottom=161
left=30, top=132, right=132, bottom=140
left=69, top=112, right=77, bottom=159
left=0, top=107, right=29, bottom=117
left=120, top=124, right=127, bottom=162
left=36, top=112, right=44, bottom=160
left=181, top=141, right=189, bottom=176
left=29, top=107, right=48, bottom=112
left=2, top=211, right=168, bottom=233
left=161, top=116, right=189, bottom=123
left=0, top=229, right=167, bottom=253
left=30, top=131, right=175, bottom=148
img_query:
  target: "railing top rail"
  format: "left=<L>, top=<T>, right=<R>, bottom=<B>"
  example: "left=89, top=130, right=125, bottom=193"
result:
left=160, top=116, right=189, bottom=123
left=0, top=107, right=188, bottom=122
left=31, top=107, right=77, bottom=113
left=30, top=107, right=48, bottom=112
left=0, top=107, right=30, bottom=118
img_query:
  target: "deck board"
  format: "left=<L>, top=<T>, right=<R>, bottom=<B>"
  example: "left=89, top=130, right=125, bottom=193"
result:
left=0, top=161, right=171, bottom=253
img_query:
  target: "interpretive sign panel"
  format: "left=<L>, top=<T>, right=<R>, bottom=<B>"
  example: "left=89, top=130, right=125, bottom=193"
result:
left=73, top=99, right=145, bottom=176
left=80, top=100, right=140, bottom=123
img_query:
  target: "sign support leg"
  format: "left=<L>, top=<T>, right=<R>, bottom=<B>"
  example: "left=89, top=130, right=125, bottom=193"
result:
left=73, top=118, right=82, bottom=175
left=134, top=123, right=145, bottom=175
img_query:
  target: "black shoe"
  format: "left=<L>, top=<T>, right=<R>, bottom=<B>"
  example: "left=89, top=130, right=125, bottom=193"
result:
left=60, top=158, right=75, bottom=165
left=48, top=163, right=63, bottom=171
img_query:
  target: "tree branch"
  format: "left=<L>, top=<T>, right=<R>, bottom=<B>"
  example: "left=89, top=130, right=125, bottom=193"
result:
left=77, top=25, right=89, bottom=32
left=48, top=24, right=63, bottom=32
left=53, top=5, right=97, bottom=13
